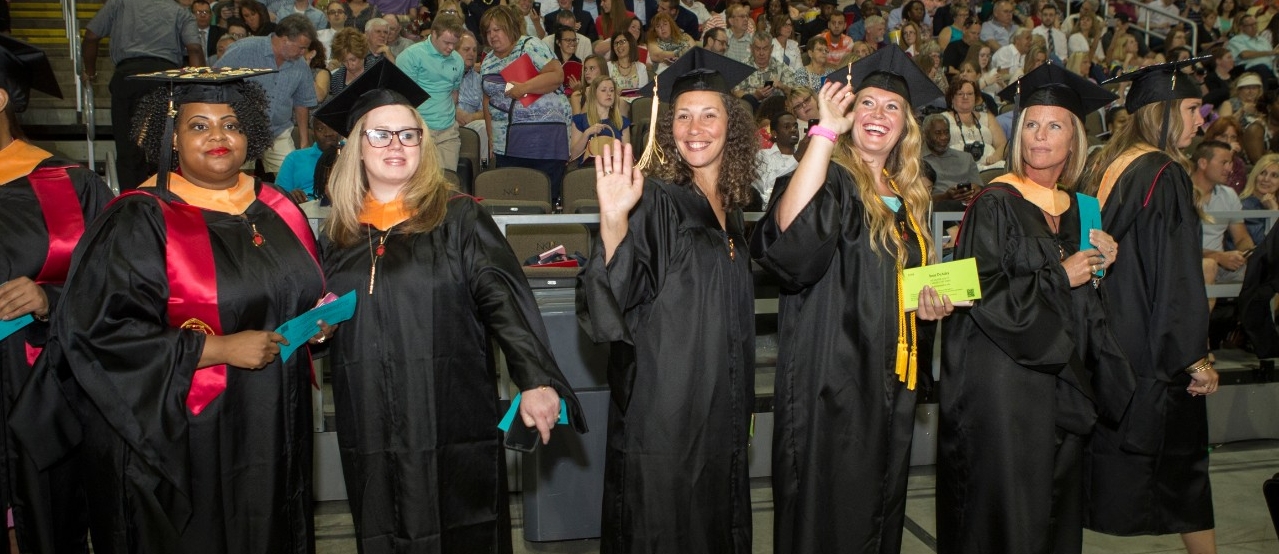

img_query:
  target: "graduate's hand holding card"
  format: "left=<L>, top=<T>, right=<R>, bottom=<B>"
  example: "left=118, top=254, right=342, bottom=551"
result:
left=275, top=291, right=358, bottom=362
left=903, top=258, right=982, bottom=312
left=497, top=392, right=570, bottom=452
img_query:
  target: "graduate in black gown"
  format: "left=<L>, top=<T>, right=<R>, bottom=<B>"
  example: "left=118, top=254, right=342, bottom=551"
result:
left=0, top=36, right=107, bottom=554
left=936, top=64, right=1135, bottom=554
left=749, top=45, right=955, bottom=554
left=576, top=49, right=757, bottom=554
left=14, top=68, right=325, bottom=554
left=1081, top=58, right=1219, bottom=553
left=312, top=60, right=586, bottom=554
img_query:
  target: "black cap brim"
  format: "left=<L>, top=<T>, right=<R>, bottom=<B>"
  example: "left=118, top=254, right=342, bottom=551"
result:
left=632, top=47, right=755, bottom=102
left=823, top=45, right=943, bottom=110
left=0, top=35, right=62, bottom=112
left=313, top=58, right=430, bottom=136
left=1102, top=56, right=1208, bottom=112
left=998, top=62, right=1116, bottom=119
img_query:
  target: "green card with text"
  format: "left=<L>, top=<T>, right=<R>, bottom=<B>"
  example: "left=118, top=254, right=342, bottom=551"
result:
left=903, top=258, right=982, bottom=311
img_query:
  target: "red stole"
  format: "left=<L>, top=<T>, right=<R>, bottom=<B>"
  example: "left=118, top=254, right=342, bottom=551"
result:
left=23, top=165, right=87, bottom=366
left=115, top=184, right=320, bottom=415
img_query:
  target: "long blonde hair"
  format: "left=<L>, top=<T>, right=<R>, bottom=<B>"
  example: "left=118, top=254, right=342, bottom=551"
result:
left=831, top=88, right=933, bottom=259
left=1242, top=152, right=1279, bottom=200
left=585, top=76, right=624, bottom=128
left=324, top=105, right=456, bottom=247
left=1007, top=107, right=1090, bottom=190
left=1082, top=99, right=1191, bottom=195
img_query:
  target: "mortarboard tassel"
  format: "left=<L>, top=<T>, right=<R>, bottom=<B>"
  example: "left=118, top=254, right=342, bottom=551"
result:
left=157, top=86, right=177, bottom=193
left=634, top=75, right=665, bottom=173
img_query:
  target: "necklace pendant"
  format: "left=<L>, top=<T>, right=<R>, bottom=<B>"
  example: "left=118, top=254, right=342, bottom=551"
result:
left=728, top=237, right=736, bottom=260
left=375, top=244, right=386, bottom=257
left=250, top=224, right=265, bottom=247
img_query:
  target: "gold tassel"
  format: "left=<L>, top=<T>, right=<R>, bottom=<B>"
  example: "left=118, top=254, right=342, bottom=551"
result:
left=907, top=319, right=919, bottom=389
left=634, top=75, right=665, bottom=173
left=886, top=169, right=929, bottom=391
left=896, top=340, right=909, bottom=383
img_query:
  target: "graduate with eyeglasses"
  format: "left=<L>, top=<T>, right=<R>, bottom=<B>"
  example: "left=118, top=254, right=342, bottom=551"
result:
left=313, top=59, right=586, bottom=554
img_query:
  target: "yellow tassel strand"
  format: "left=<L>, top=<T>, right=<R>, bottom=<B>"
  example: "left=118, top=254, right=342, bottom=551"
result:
left=886, top=170, right=929, bottom=390
left=633, top=76, right=665, bottom=173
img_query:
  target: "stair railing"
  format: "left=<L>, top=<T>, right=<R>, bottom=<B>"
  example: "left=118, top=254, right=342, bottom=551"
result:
left=64, top=0, right=97, bottom=172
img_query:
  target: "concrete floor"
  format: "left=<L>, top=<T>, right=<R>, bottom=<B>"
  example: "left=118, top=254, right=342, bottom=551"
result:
left=314, top=440, right=1279, bottom=554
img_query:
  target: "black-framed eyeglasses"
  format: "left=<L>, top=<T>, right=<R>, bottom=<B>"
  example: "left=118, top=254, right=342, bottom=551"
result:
left=441, top=8, right=460, bottom=14
left=365, top=128, right=424, bottom=147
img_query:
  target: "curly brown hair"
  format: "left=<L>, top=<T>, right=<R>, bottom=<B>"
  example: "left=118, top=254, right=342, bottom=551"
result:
left=650, top=92, right=758, bottom=210
left=131, top=82, right=274, bottom=171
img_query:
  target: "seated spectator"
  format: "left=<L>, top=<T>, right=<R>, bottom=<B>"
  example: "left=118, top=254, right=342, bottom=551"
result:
left=1204, top=47, right=1242, bottom=109
left=992, top=27, right=1029, bottom=81
left=607, top=31, right=649, bottom=92
left=936, top=0, right=971, bottom=50
left=226, top=18, right=250, bottom=41
left=980, top=0, right=1017, bottom=50
left=734, top=31, right=798, bottom=109
left=797, top=0, right=834, bottom=44
left=365, top=17, right=396, bottom=63
left=1228, top=14, right=1278, bottom=88
left=385, top=16, right=415, bottom=56
left=1239, top=153, right=1279, bottom=248
left=1031, top=2, right=1065, bottom=62
left=346, top=0, right=382, bottom=32
left=703, top=26, right=729, bottom=55
left=1194, top=140, right=1257, bottom=285
left=1242, top=92, right=1279, bottom=164
left=276, top=0, right=325, bottom=31
left=545, top=11, right=595, bottom=61
left=963, top=43, right=1005, bottom=94
left=277, top=116, right=342, bottom=201
left=544, top=0, right=599, bottom=41
left=308, top=39, right=331, bottom=102
left=596, top=0, right=632, bottom=42
left=455, top=31, right=489, bottom=161
left=770, top=15, right=802, bottom=70
left=569, top=76, right=631, bottom=166
left=942, top=16, right=981, bottom=75
left=899, top=19, right=922, bottom=56
left=1067, top=11, right=1104, bottom=63
left=647, top=12, right=696, bottom=70
left=821, top=11, right=854, bottom=64
left=724, top=3, right=755, bottom=62
left=1204, top=116, right=1248, bottom=194
left=1220, top=72, right=1264, bottom=122
left=787, top=85, right=818, bottom=128
left=514, top=0, right=547, bottom=39
left=751, top=110, right=798, bottom=206
left=922, top=112, right=981, bottom=209
left=317, top=2, right=350, bottom=54
left=846, top=0, right=878, bottom=42
left=1103, top=33, right=1141, bottom=79
left=329, top=27, right=372, bottom=96
left=860, top=14, right=886, bottom=50
left=793, top=35, right=828, bottom=90
left=569, top=54, right=607, bottom=112
left=658, top=0, right=701, bottom=40
left=240, top=0, right=276, bottom=36
left=1153, top=27, right=1189, bottom=65
left=210, top=34, right=237, bottom=65
left=942, top=78, right=1005, bottom=170
left=918, top=39, right=948, bottom=91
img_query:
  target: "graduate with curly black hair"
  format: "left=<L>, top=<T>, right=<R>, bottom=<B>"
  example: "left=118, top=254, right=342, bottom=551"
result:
left=18, top=68, right=324, bottom=554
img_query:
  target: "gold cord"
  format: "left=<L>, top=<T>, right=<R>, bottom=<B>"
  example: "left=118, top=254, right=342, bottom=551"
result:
left=886, top=169, right=928, bottom=390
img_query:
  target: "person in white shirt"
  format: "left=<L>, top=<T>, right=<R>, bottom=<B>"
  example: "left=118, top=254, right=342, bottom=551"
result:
left=1142, top=0, right=1181, bottom=35
left=680, top=0, right=709, bottom=25
left=993, top=28, right=1029, bottom=74
left=981, top=0, right=1017, bottom=50
left=752, top=111, right=799, bottom=205
left=1031, top=2, right=1066, bottom=62
left=544, top=10, right=594, bottom=59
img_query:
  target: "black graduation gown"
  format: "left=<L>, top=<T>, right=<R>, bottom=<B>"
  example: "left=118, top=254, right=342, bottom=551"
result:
left=1084, top=152, right=1214, bottom=536
left=1239, top=222, right=1279, bottom=358
left=748, top=164, right=923, bottom=554
left=18, top=181, right=325, bottom=554
left=320, top=196, right=586, bottom=554
left=576, top=178, right=754, bottom=554
left=935, top=183, right=1135, bottom=554
left=0, top=156, right=109, bottom=554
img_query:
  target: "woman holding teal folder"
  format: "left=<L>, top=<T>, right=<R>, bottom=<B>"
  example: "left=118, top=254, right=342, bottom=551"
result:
left=936, top=63, right=1134, bottom=554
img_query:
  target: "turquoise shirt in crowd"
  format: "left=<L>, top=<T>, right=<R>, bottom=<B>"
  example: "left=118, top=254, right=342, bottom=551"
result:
left=395, top=34, right=465, bottom=131
left=276, top=143, right=322, bottom=198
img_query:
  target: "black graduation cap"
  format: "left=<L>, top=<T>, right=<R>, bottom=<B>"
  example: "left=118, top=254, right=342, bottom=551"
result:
left=0, top=35, right=62, bottom=113
left=313, top=58, right=430, bottom=137
left=632, top=48, right=753, bottom=170
left=1102, top=56, right=1208, bottom=113
left=998, top=62, right=1116, bottom=119
left=633, top=47, right=754, bottom=101
left=128, top=67, right=277, bottom=191
left=822, top=45, right=943, bottom=110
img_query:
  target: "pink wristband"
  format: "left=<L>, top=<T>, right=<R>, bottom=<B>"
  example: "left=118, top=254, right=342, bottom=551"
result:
left=807, top=124, right=839, bottom=143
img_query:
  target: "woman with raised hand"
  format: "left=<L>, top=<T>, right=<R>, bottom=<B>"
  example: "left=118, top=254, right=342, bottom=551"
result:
left=750, top=45, right=952, bottom=554
left=577, top=48, right=757, bottom=554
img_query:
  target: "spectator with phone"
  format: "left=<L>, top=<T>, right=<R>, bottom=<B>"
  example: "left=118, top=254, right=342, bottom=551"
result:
left=921, top=113, right=981, bottom=209
left=733, top=30, right=797, bottom=110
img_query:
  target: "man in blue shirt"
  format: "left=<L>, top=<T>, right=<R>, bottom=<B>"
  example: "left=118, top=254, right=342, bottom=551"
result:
left=277, top=116, right=341, bottom=201
left=215, top=14, right=318, bottom=175
left=455, top=31, right=488, bottom=161
left=396, top=14, right=466, bottom=171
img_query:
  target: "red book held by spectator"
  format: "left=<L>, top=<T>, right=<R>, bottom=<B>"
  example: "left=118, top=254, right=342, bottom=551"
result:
left=500, top=53, right=543, bottom=107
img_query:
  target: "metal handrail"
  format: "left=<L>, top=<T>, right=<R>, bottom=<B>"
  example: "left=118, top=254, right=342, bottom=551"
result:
left=1128, top=0, right=1200, bottom=55
left=64, top=0, right=98, bottom=171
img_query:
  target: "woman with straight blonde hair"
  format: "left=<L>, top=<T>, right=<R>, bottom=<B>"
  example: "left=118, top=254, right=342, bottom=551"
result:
left=315, top=61, right=585, bottom=553
left=938, top=63, right=1131, bottom=554
left=569, top=75, right=631, bottom=166
left=751, top=45, right=953, bottom=554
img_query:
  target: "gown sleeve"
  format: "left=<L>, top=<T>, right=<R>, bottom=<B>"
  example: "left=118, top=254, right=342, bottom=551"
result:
left=459, top=199, right=587, bottom=433
left=55, top=196, right=207, bottom=484
left=750, top=164, right=858, bottom=290
left=576, top=179, right=679, bottom=345
left=956, top=189, right=1076, bottom=372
